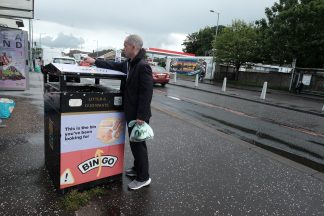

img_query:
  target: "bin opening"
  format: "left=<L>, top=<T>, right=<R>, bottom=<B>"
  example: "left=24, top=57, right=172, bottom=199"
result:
left=43, top=63, right=126, bottom=93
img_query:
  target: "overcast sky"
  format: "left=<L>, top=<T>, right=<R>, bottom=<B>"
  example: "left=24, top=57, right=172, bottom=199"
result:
left=25, top=0, right=277, bottom=52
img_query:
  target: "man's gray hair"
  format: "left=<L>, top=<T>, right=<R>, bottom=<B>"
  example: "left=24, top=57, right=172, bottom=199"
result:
left=125, top=34, right=143, bottom=49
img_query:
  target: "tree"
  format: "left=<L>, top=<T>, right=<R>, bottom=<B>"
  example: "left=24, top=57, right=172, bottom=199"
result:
left=213, top=20, right=258, bottom=80
left=256, top=0, right=324, bottom=67
left=182, top=26, right=225, bottom=56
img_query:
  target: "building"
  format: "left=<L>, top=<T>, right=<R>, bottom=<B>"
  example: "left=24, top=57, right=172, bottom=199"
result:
left=146, top=48, right=195, bottom=67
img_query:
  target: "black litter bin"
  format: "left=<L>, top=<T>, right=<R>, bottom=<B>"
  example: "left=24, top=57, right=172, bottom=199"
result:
left=43, top=63, right=126, bottom=193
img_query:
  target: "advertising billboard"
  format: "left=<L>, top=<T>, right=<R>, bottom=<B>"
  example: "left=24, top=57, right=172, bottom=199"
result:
left=0, top=29, right=28, bottom=90
left=166, top=56, right=215, bottom=79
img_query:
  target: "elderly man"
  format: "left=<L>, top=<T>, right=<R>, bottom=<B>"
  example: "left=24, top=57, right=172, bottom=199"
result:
left=84, top=34, right=153, bottom=190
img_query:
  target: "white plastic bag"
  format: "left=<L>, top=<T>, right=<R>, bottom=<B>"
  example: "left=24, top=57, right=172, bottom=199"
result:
left=128, top=120, right=154, bottom=142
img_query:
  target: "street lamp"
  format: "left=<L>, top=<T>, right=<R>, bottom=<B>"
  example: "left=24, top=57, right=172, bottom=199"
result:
left=210, top=10, right=220, bottom=80
left=210, top=10, right=220, bottom=40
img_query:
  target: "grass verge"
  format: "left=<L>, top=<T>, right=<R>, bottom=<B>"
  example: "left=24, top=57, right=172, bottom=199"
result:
left=61, top=187, right=107, bottom=211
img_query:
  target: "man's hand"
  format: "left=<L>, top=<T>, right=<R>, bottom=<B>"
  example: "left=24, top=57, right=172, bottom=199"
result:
left=136, top=119, right=144, bottom=125
left=83, top=56, right=96, bottom=65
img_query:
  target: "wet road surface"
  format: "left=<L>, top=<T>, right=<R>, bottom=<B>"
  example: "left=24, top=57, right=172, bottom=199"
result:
left=152, top=85, right=324, bottom=172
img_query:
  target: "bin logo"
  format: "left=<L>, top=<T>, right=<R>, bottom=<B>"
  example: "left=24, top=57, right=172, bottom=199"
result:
left=78, top=154, right=118, bottom=175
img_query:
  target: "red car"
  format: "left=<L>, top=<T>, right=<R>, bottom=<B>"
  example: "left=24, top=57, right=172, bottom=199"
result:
left=151, top=65, right=170, bottom=87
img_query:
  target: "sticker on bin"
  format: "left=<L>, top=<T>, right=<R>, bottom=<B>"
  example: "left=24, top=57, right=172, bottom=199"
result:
left=69, top=99, right=82, bottom=107
left=78, top=155, right=118, bottom=174
left=60, top=168, right=75, bottom=185
left=114, top=96, right=122, bottom=106
left=60, top=144, right=124, bottom=189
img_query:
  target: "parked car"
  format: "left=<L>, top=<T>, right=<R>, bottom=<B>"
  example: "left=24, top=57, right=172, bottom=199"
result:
left=151, top=65, right=170, bottom=87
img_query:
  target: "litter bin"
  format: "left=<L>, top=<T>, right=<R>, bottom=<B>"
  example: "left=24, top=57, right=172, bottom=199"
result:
left=43, top=63, right=126, bottom=193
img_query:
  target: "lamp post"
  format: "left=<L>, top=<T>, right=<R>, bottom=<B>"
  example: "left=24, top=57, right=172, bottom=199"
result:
left=31, top=19, right=40, bottom=52
left=31, top=19, right=41, bottom=59
left=210, top=10, right=220, bottom=80
left=28, top=19, right=33, bottom=72
left=210, top=10, right=220, bottom=40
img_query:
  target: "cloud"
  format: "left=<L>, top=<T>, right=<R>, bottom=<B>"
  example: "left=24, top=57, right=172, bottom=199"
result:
left=143, top=32, right=187, bottom=51
left=30, top=0, right=276, bottom=51
left=41, top=33, right=85, bottom=49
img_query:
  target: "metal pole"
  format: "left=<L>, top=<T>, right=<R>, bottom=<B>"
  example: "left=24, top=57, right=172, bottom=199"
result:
left=195, top=74, right=199, bottom=87
left=29, top=19, right=34, bottom=72
left=215, top=12, right=219, bottom=39
left=260, top=82, right=268, bottom=100
left=39, top=33, right=42, bottom=59
left=39, top=33, right=46, bottom=58
left=210, top=10, right=220, bottom=42
left=214, top=12, right=220, bottom=81
left=289, top=58, right=297, bottom=91
left=39, top=33, right=42, bottom=49
left=31, top=19, right=33, bottom=62
left=96, top=40, right=98, bottom=58
left=210, top=10, right=220, bottom=81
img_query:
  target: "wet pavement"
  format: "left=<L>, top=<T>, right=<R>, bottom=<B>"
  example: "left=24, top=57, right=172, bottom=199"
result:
left=0, top=72, right=324, bottom=215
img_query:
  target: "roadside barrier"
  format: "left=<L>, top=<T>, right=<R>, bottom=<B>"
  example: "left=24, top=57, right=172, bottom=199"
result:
left=260, top=82, right=268, bottom=100
left=222, top=77, right=227, bottom=92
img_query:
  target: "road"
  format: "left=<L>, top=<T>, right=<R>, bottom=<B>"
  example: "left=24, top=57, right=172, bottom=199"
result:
left=150, top=84, right=324, bottom=171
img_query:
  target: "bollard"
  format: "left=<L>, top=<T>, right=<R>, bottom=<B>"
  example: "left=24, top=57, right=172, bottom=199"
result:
left=174, top=72, right=177, bottom=83
left=195, top=74, right=199, bottom=87
left=222, top=77, right=227, bottom=92
left=260, top=82, right=268, bottom=100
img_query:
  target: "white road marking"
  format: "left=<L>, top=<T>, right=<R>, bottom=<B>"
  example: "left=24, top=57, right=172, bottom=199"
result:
left=182, top=96, right=254, bottom=118
left=167, top=96, right=181, bottom=101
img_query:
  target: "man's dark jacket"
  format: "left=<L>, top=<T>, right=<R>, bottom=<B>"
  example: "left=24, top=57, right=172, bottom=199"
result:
left=94, top=49, right=153, bottom=123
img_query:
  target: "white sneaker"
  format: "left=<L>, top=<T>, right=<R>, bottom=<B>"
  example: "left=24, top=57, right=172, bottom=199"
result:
left=128, top=178, right=151, bottom=190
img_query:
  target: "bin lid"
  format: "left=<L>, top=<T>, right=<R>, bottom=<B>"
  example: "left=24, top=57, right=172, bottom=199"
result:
left=48, top=63, right=126, bottom=78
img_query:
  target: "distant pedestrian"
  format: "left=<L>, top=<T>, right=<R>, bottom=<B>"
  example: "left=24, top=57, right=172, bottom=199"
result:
left=83, top=34, right=153, bottom=190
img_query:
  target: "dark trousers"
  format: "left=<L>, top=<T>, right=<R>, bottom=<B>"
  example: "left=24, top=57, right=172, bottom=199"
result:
left=128, top=123, right=150, bottom=182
